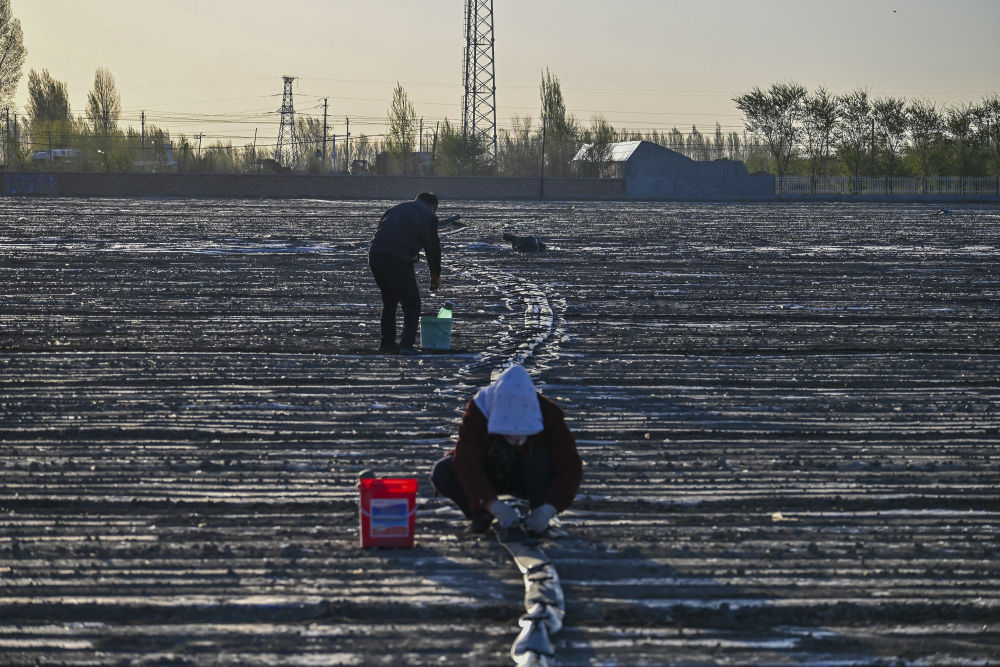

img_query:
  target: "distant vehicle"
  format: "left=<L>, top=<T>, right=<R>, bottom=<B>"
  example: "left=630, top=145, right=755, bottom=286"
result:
left=32, top=149, right=84, bottom=162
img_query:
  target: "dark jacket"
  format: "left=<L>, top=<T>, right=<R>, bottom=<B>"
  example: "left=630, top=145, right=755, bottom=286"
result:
left=368, top=200, right=441, bottom=276
left=451, top=394, right=582, bottom=513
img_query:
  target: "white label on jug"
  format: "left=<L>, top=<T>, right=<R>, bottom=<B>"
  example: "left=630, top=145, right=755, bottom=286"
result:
left=370, top=498, right=410, bottom=536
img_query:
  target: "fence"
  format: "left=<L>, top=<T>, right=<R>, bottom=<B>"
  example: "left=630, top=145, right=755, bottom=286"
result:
left=777, top=176, right=1000, bottom=196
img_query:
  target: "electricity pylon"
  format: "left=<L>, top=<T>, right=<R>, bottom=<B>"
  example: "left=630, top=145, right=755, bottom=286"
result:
left=275, top=76, right=296, bottom=169
left=462, top=0, right=497, bottom=161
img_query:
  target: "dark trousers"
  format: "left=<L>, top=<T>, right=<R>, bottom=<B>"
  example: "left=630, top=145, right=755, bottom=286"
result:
left=430, top=444, right=553, bottom=519
left=368, top=252, right=420, bottom=348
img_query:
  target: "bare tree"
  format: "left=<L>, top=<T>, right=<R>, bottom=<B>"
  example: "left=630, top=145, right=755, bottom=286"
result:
left=85, top=67, right=122, bottom=139
left=497, top=115, right=537, bottom=177
left=576, top=115, right=615, bottom=176
left=712, top=122, right=726, bottom=160
left=350, top=133, right=376, bottom=172
left=435, top=117, right=491, bottom=176
left=294, top=115, right=326, bottom=172
left=0, top=0, right=25, bottom=105
left=667, top=127, right=685, bottom=153
left=686, top=125, right=707, bottom=161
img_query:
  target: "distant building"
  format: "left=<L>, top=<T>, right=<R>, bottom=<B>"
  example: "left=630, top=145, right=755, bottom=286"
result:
left=572, top=140, right=774, bottom=200
left=32, top=148, right=84, bottom=163
left=134, top=141, right=178, bottom=173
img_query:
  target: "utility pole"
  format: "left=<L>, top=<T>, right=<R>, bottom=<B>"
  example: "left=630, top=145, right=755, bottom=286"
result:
left=195, top=133, right=203, bottom=157
left=322, top=97, right=328, bottom=163
left=345, top=117, right=350, bottom=171
left=419, top=117, right=424, bottom=153
left=431, top=121, right=440, bottom=174
left=540, top=112, right=546, bottom=200
left=141, top=111, right=146, bottom=151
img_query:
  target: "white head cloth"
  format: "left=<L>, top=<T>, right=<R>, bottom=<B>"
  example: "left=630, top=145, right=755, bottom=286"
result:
left=473, top=365, right=543, bottom=436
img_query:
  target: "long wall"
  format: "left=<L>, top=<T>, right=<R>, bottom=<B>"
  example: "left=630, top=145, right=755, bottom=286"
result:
left=6, top=171, right=1000, bottom=203
left=2, top=172, right=626, bottom=201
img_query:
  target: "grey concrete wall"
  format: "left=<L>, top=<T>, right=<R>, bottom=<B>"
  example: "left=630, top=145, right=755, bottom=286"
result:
left=12, top=170, right=995, bottom=202
left=2, top=172, right=626, bottom=201
left=776, top=192, right=1000, bottom=203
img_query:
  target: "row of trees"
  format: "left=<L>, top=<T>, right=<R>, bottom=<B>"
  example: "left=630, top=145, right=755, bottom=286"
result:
left=381, top=68, right=763, bottom=178
left=2, top=0, right=997, bottom=179
left=0, top=0, right=765, bottom=179
left=7, top=67, right=999, bottom=180
left=734, top=82, right=1000, bottom=180
left=3, top=61, right=753, bottom=177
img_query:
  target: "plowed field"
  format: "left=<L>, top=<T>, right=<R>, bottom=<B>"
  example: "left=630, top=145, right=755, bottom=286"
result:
left=1, top=198, right=998, bottom=665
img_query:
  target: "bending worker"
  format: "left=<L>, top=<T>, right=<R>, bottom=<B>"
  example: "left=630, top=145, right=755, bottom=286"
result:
left=368, top=192, right=441, bottom=355
left=431, top=364, right=583, bottom=534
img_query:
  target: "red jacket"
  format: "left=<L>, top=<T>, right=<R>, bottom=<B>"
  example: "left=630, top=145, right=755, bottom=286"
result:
left=451, top=394, right=582, bottom=513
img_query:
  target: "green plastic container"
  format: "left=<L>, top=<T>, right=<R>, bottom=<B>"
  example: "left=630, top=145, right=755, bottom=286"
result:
left=420, top=315, right=452, bottom=350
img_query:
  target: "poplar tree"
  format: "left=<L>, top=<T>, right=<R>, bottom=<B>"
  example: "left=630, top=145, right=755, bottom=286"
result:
left=0, top=0, right=25, bottom=105
left=85, top=67, right=121, bottom=139
left=384, top=82, right=416, bottom=171
left=539, top=68, right=578, bottom=177
left=27, top=69, right=72, bottom=150
left=27, top=69, right=71, bottom=123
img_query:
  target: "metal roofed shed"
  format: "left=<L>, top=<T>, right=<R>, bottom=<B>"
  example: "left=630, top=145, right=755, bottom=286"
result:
left=573, top=140, right=774, bottom=200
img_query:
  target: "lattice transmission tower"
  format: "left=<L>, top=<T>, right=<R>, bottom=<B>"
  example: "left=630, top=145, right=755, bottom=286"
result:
left=462, top=0, right=497, bottom=161
left=275, top=76, right=296, bottom=169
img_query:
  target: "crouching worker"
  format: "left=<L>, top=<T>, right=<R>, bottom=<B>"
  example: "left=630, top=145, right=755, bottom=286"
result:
left=431, top=365, right=582, bottom=535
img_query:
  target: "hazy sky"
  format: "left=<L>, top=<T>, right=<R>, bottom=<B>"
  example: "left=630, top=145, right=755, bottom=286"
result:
left=11, top=0, right=1000, bottom=150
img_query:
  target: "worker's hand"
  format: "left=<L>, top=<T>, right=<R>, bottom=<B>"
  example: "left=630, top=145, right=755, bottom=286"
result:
left=488, top=499, right=520, bottom=529
left=524, top=503, right=557, bottom=534
left=430, top=273, right=441, bottom=291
